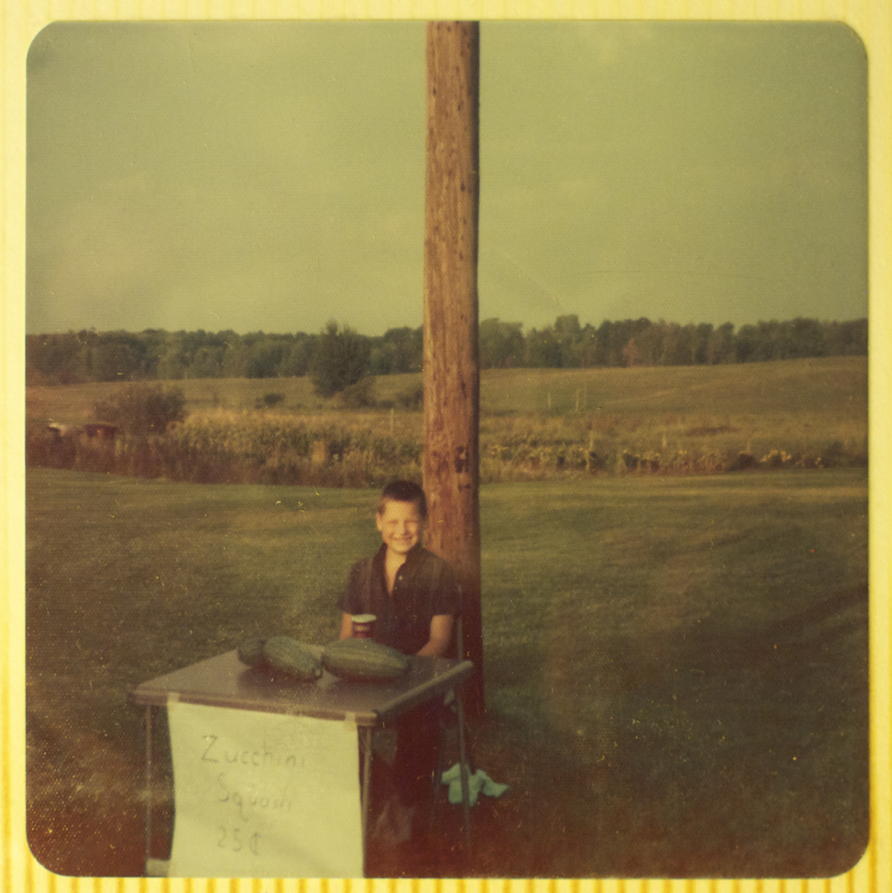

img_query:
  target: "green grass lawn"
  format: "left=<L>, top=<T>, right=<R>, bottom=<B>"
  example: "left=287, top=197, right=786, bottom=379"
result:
left=25, top=467, right=868, bottom=878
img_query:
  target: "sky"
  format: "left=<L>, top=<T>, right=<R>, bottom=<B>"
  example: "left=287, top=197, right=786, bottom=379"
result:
left=25, top=20, right=868, bottom=336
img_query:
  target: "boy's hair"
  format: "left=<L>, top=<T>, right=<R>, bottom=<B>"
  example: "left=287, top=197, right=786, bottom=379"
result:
left=377, top=480, right=428, bottom=519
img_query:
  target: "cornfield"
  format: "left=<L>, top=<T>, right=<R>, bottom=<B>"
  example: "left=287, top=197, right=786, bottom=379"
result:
left=26, top=404, right=867, bottom=488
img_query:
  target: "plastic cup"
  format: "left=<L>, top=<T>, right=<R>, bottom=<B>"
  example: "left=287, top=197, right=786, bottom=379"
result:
left=351, top=614, right=377, bottom=638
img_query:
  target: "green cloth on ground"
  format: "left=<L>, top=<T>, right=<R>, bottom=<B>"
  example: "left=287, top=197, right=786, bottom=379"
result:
left=440, top=763, right=509, bottom=806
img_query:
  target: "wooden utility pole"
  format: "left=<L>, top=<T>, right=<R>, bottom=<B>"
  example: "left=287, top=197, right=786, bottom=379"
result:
left=422, top=21, right=484, bottom=715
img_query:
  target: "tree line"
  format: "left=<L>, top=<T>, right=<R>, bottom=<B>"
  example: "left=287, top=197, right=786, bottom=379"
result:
left=26, top=315, right=867, bottom=388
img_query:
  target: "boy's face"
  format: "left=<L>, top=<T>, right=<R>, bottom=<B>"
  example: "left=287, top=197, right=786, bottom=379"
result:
left=376, top=499, right=424, bottom=557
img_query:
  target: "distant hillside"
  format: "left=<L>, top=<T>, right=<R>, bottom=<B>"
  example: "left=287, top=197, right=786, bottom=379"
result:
left=478, top=355, right=867, bottom=418
left=27, top=355, right=867, bottom=425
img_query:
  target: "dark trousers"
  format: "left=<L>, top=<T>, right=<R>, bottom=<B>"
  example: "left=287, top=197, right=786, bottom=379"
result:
left=393, top=700, right=441, bottom=807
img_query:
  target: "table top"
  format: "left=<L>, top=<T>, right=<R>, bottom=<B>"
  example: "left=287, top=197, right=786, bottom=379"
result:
left=129, top=647, right=474, bottom=726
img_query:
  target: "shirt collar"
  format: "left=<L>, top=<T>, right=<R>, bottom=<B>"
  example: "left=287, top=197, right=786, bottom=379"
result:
left=373, top=542, right=424, bottom=565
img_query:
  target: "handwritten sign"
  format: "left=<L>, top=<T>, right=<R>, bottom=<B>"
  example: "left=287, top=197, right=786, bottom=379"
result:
left=166, top=700, right=364, bottom=877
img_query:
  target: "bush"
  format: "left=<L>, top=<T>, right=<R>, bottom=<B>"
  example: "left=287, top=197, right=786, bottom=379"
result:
left=93, top=383, right=187, bottom=435
left=255, top=392, right=285, bottom=409
left=338, top=377, right=376, bottom=409
left=311, top=321, right=371, bottom=397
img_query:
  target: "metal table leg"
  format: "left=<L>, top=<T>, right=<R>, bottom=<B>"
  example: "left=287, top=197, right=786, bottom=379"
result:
left=360, top=726, right=373, bottom=875
left=144, top=705, right=153, bottom=873
left=454, top=684, right=472, bottom=853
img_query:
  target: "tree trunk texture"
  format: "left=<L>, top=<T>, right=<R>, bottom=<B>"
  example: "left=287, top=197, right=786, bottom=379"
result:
left=422, top=21, right=484, bottom=715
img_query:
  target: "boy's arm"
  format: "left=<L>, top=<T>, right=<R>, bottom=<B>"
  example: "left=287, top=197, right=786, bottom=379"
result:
left=338, top=612, right=354, bottom=639
left=415, top=614, right=455, bottom=657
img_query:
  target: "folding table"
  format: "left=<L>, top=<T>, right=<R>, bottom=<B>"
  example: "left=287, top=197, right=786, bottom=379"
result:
left=129, top=647, right=474, bottom=876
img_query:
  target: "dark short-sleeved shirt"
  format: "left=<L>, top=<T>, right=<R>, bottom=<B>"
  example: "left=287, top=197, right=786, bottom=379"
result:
left=337, top=544, right=461, bottom=655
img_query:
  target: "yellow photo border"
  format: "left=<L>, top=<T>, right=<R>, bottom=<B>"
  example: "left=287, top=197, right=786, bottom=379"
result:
left=3, top=2, right=889, bottom=891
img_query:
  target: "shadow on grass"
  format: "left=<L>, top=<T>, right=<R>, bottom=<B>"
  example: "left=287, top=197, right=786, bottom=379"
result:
left=404, top=585, right=870, bottom=879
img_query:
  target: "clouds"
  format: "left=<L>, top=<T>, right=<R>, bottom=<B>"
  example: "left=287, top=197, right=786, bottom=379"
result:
left=27, top=22, right=426, bottom=334
left=477, top=21, right=866, bottom=327
left=26, top=21, right=866, bottom=336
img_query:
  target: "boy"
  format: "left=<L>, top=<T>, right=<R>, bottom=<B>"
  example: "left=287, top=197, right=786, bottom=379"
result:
left=337, top=480, right=461, bottom=842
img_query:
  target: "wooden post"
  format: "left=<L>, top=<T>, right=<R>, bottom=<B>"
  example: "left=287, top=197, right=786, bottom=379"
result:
left=423, top=21, right=484, bottom=715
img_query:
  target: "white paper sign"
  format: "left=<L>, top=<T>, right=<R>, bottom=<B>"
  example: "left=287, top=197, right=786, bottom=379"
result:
left=166, top=700, right=364, bottom=877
